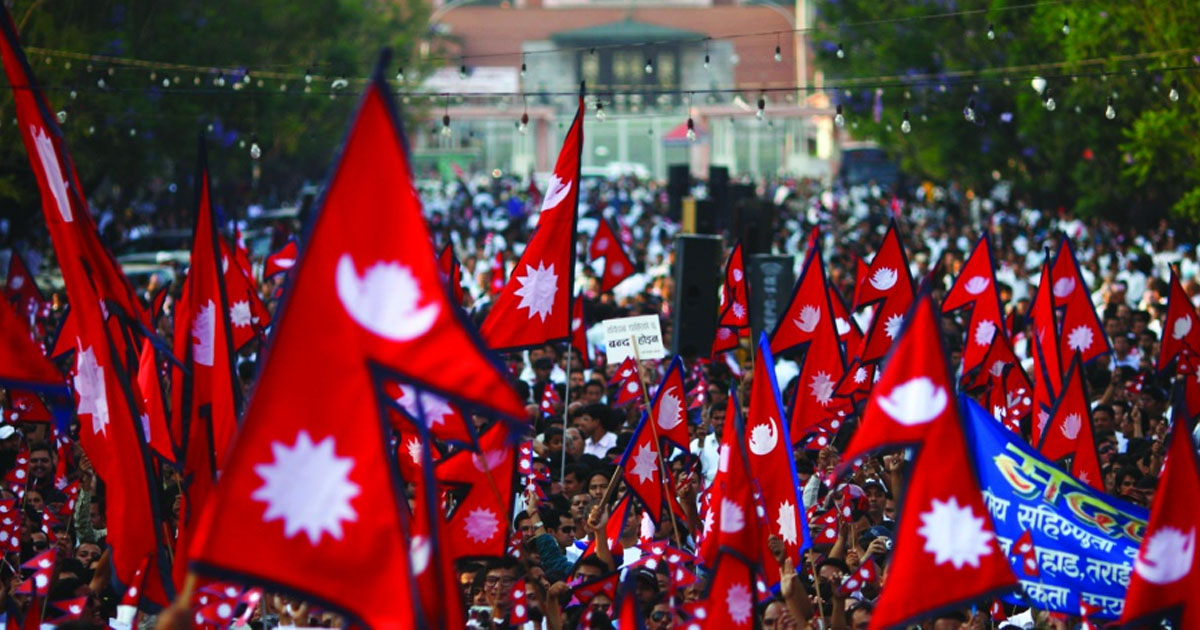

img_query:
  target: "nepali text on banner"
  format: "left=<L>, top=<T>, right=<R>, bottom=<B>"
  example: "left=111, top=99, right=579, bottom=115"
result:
left=960, top=396, right=1148, bottom=620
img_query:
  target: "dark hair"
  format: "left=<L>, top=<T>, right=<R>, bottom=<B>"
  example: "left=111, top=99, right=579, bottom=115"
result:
left=817, top=557, right=850, bottom=574
left=485, top=556, right=521, bottom=575
left=571, top=555, right=609, bottom=578
left=563, top=463, right=588, bottom=483
left=28, top=441, right=54, bottom=458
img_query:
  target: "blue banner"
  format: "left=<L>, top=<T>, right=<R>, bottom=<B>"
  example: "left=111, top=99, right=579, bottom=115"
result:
left=960, top=396, right=1148, bottom=619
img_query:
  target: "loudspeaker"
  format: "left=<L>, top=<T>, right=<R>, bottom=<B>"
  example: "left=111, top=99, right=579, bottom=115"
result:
left=667, top=164, right=690, bottom=221
left=747, top=254, right=795, bottom=342
left=694, top=199, right=717, bottom=235
left=708, top=166, right=730, bottom=232
left=671, top=235, right=722, bottom=359
left=736, top=198, right=774, bottom=255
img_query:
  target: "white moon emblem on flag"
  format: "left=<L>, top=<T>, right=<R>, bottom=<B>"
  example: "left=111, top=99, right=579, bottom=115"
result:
left=748, top=421, right=778, bottom=455
left=336, top=254, right=439, bottom=341
left=1134, top=526, right=1194, bottom=584
left=876, top=377, right=947, bottom=425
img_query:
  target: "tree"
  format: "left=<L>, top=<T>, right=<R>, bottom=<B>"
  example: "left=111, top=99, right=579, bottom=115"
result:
left=811, top=0, right=1200, bottom=224
left=0, top=0, right=429, bottom=243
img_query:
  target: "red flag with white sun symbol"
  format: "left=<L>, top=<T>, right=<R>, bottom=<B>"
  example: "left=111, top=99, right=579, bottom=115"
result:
left=1051, top=236, right=1111, bottom=367
left=480, top=98, right=582, bottom=351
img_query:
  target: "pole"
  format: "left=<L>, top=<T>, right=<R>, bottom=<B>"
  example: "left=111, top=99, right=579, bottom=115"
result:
left=630, top=335, right=685, bottom=551
left=560, top=340, right=573, bottom=482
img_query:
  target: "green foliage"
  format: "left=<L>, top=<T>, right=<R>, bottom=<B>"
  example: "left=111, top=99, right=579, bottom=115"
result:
left=811, top=0, right=1200, bottom=224
left=0, top=0, right=429, bottom=237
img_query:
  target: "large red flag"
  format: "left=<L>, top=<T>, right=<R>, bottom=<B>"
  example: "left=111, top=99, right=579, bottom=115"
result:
left=942, top=235, right=1006, bottom=373
left=4, top=250, right=44, bottom=321
left=172, top=142, right=242, bottom=588
left=1158, top=269, right=1200, bottom=373
left=1028, top=259, right=1063, bottom=445
left=1037, top=358, right=1103, bottom=492
left=697, top=389, right=759, bottom=567
left=843, top=294, right=956, bottom=462
left=1118, top=410, right=1200, bottom=629
left=744, top=334, right=809, bottom=583
left=187, top=71, right=523, bottom=628
left=870, top=402, right=1017, bottom=628
left=770, top=239, right=838, bottom=355
left=481, top=99, right=582, bottom=351
left=2, top=7, right=169, bottom=606
left=700, top=553, right=758, bottom=630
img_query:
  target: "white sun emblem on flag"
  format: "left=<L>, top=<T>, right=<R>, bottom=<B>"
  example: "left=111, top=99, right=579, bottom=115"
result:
left=917, top=497, right=994, bottom=569
left=809, top=371, right=835, bottom=406
left=731, top=301, right=746, bottom=321
left=230, top=300, right=254, bottom=328
left=974, top=319, right=997, bottom=347
left=1067, top=325, right=1093, bottom=352
left=776, top=500, right=798, bottom=545
left=74, top=347, right=109, bottom=436
left=853, top=366, right=868, bottom=384
left=514, top=261, right=559, bottom=322
left=884, top=313, right=903, bottom=339
left=725, top=582, right=753, bottom=625
left=191, top=300, right=216, bottom=367
left=630, top=443, right=659, bottom=484
left=253, top=430, right=360, bottom=544
left=405, top=437, right=423, bottom=465
left=463, top=507, right=500, bottom=543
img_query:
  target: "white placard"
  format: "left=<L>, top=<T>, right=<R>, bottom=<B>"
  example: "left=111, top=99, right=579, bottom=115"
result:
left=602, top=315, right=666, bottom=363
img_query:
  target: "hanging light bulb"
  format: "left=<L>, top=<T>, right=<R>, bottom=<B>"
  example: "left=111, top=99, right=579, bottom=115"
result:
left=458, top=65, right=468, bottom=79
left=56, top=110, right=67, bottom=124
left=901, top=109, right=911, bottom=134
left=331, top=76, right=348, bottom=90
left=216, top=74, right=226, bottom=87
left=1031, top=76, right=1046, bottom=94
left=304, top=68, right=313, bottom=84
left=756, top=96, right=766, bottom=120
left=987, top=23, right=996, bottom=40
left=963, top=98, right=976, bottom=123
left=69, top=90, right=77, bottom=100
left=836, top=43, right=845, bottom=59
left=129, top=128, right=136, bottom=137
left=1105, top=96, right=1116, bottom=119
left=1169, top=80, right=1180, bottom=102
left=686, top=117, right=697, bottom=142
left=249, top=135, right=262, bottom=160
left=97, top=76, right=106, bottom=89
left=243, top=73, right=252, bottom=84
left=86, top=125, right=94, bottom=136
left=644, top=58, right=653, bottom=74
left=518, top=112, right=529, bottom=134
left=441, top=114, right=452, bottom=137
left=162, top=78, right=170, bottom=88
left=396, top=67, right=405, bottom=82
left=774, top=46, right=782, bottom=62
left=520, top=57, right=527, bottom=78
left=703, top=53, right=710, bottom=69
left=834, top=104, right=844, bottom=128
left=1043, top=88, right=1056, bottom=111
left=595, top=102, right=606, bottom=122
left=1061, top=18, right=1070, bottom=35
left=194, top=75, right=201, bottom=85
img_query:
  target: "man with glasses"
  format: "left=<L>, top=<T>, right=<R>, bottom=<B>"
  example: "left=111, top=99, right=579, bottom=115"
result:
left=480, top=556, right=522, bottom=625
left=645, top=596, right=673, bottom=630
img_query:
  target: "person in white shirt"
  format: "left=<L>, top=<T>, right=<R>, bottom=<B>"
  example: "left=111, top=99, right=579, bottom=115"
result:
left=690, top=404, right=725, bottom=485
left=579, top=403, right=617, bottom=458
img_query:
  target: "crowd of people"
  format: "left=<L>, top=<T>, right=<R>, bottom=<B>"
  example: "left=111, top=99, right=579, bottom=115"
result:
left=1, top=167, right=1196, bottom=630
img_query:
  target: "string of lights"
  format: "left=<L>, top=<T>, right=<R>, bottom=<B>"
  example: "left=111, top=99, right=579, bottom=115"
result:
left=14, top=0, right=1090, bottom=86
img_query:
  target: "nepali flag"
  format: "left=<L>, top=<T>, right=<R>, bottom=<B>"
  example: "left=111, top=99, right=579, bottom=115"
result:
left=1028, top=258, right=1064, bottom=445
left=134, top=337, right=175, bottom=464
left=1010, top=530, right=1040, bottom=578
left=481, top=97, right=583, bottom=351
left=1051, top=236, right=1111, bottom=366
left=856, top=221, right=915, bottom=363
left=3, top=6, right=169, bottom=607
left=717, top=242, right=749, bottom=330
left=0, top=297, right=63, bottom=393
left=619, top=413, right=665, bottom=525
left=828, top=281, right=863, bottom=359
left=700, top=553, right=758, bottom=630
left=589, top=217, right=635, bottom=293
left=1037, top=357, right=1104, bottom=492
left=187, top=62, right=523, bottom=629
left=711, top=325, right=740, bottom=356
left=610, top=356, right=644, bottom=407
left=3, top=250, right=44, bottom=324
left=744, top=334, right=810, bottom=585
left=570, top=297, right=591, bottom=369
left=697, top=388, right=759, bottom=567
left=1117, top=406, right=1200, bottom=630
left=942, top=234, right=1007, bottom=374
left=437, top=419, right=521, bottom=560
left=647, top=356, right=690, bottom=450
left=220, top=238, right=270, bottom=350
left=438, top=244, right=465, bottom=307
left=263, top=239, right=297, bottom=279
left=171, top=140, right=243, bottom=590
left=1158, top=268, right=1200, bottom=374
left=539, top=382, right=561, bottom=416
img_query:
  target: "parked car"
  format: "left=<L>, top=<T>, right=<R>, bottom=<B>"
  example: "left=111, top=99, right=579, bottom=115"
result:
left=113, top=230, right=192, bottom=266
